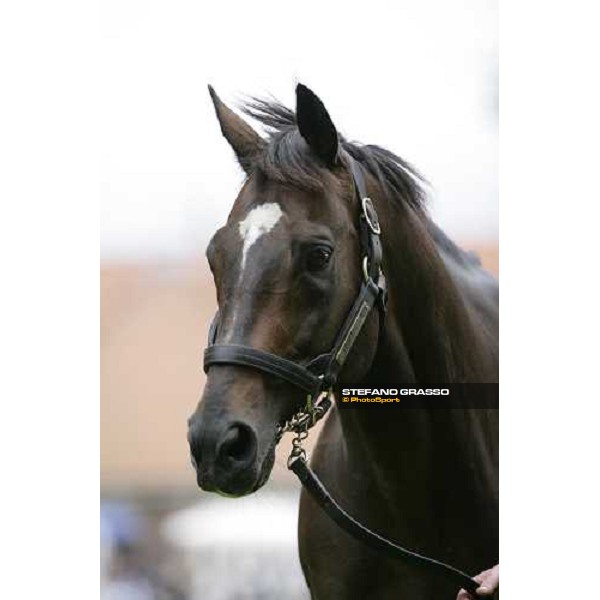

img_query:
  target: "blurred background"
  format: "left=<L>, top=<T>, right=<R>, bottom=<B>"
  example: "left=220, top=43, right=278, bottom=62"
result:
left=100, top=1, right=498, bottom=598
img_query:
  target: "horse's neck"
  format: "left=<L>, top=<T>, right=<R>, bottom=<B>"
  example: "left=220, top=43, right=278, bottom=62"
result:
left=337, top=207, right=496, bottom=502
left=335, top=406, right=498, bottom=531
left=376, top=207, right=486, bottom=383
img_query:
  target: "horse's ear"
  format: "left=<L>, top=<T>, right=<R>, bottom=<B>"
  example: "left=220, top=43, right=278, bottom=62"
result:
left=295, top=84, right=339, bottom=167
left=208, top=85, right=264, bottom=173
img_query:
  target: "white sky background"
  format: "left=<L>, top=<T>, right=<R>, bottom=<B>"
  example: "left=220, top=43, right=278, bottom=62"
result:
left=100, top=0, right=498, bottom=262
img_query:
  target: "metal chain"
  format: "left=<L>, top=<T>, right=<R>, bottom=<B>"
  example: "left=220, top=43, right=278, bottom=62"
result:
left=275, top=389, right=333, bottom=468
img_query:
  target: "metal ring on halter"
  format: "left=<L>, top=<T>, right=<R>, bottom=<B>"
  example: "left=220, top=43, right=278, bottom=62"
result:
left=361, top=197, right=381, bottom=235
left=362, top=256, right=370, bottom=282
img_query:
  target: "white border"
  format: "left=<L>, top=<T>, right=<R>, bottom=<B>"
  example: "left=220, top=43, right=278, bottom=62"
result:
left=502, top=1, right=600, bottom=597
left=2, top=1, right=599, bottom=597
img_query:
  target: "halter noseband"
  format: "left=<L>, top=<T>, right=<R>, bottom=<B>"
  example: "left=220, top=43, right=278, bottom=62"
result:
left=203, top=152, right=387, bottom=402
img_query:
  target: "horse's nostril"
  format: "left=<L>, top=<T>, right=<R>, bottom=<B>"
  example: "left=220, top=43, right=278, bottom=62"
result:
left=218, top=424, right=256, bottom=465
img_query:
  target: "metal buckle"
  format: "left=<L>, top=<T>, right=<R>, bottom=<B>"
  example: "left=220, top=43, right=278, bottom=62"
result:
left=361, top=197, right=381, bottom=235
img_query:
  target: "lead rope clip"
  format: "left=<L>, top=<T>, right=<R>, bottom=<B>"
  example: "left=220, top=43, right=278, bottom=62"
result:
left=283, top=388, right=333, bottom=468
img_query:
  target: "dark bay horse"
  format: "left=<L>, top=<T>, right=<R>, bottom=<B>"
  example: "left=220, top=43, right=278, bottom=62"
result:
left=187, top=83, right=498, bottom=599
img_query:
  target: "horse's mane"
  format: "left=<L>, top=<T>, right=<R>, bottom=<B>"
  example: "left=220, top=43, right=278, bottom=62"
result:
left=240, top=96, right=478, bottom=268
left=241, top=97, right=426, bottom=213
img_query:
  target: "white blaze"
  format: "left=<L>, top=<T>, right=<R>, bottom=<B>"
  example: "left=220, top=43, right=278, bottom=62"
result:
left=238, top=203, right=283, bottom=271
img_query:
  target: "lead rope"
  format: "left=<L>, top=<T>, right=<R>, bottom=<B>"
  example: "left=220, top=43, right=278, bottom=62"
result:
left=283, top=394, right=481, bottom=599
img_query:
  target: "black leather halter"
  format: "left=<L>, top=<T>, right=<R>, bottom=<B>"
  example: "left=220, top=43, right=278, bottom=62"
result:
left=203, top=152, right=387, bottom=398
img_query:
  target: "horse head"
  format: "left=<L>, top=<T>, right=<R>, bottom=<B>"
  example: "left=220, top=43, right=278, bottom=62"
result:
left=187, top=84, right=381, bottom=496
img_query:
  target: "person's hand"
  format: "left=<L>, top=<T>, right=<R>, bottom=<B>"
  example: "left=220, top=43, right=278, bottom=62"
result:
left=456, top=564, right=499, bottom=598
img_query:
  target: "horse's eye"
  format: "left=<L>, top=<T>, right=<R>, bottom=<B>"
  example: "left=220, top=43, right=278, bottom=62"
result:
left=305, top=246, right=333, bottom=272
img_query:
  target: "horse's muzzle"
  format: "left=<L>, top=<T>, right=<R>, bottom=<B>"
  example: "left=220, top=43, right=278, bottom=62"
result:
left=187, top=417, right=259, bottom=496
